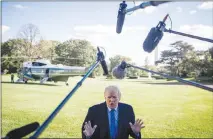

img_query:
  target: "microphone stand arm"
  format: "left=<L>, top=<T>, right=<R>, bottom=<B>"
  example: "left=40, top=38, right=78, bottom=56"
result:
left=164, top=28, right=213, bottom=43
left=125, top=1, right=170, bottom=13
left=122, top=61, right=213, bottom=92
left=30, top=47, right=106, bottom=139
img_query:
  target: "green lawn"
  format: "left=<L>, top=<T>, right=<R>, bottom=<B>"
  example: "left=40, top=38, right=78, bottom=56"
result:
left=1, top=75, right=213, bottom=138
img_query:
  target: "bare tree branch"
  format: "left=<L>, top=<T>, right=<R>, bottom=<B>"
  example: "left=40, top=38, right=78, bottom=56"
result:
left=17, top=23, right=42, bottom=60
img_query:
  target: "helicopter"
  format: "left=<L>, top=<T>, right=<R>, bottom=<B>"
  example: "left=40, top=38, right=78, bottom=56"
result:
left=15, top=58, right=87, bottom=86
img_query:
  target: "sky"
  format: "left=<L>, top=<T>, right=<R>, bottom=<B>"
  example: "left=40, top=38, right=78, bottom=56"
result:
left=2, top=1, right=213, bottom=66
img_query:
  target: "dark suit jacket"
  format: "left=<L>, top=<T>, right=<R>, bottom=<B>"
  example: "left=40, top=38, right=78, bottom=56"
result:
left=82, top=102, right=141, bottom=139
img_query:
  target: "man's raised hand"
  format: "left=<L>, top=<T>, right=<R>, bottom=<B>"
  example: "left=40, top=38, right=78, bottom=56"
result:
left=83, top=121, right=97, bottom=137
left=129, top=119, right=145, bottom=134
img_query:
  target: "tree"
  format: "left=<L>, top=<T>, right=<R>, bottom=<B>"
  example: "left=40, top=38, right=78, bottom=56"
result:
left=158, top=50, right=179, bottom=75
left=1, top=39, right=26, bottom=73
left=170, top=41, right=194, bottom=58
left=109, top=55, right=132, bottom=72
left=195, top=51, right=213, bottom=77
left=126, top=62, right=141, bottom=77
left=55, top=39, right=102, bottom=77
left=55, top=39, right=95, bottom=66
left=157, top=41, right=195, bottom=76
left=17, top=23, right=42, bottom=59
left=1, top=39, right=25, bottom=57
left=38, top=40, right=60, bottom=61
left=208, top=47, right=213, bottom=77
left=209, top=46, right=213, bottom=59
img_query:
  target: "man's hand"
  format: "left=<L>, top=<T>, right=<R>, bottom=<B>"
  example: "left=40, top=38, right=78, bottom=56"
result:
left=83, top=121, right=97, bottom=137
left=129, top=119, right=145, bottom=134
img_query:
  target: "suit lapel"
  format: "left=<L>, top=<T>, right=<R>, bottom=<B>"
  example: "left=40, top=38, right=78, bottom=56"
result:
left=117, top=103, right=124, bottom=138
left=101, top=102, right=110, bottom=138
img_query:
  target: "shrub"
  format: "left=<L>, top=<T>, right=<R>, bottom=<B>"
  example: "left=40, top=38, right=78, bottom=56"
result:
left=128, top=76, right=138, bottom=79
left=106, top=73, right=115, bottom=79
left=140, top=75, right=148, bottom=78
left=196, top=76, right=213, bottom=82
left=4, top=69, right=9, bottom=74
left=152, top=75, right=165, bottom=80
left=188, top=72, right=196, bottom=78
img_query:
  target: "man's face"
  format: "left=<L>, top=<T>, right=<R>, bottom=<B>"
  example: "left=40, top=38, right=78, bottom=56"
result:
left=105, top=90, right=120, bottom=109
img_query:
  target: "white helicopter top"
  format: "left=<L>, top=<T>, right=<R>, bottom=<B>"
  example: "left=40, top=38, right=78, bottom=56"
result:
left=22, top=59, right=86, bottom=70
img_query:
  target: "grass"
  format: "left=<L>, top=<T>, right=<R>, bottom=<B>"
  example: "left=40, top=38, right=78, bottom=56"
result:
left=1, top=75, right=213, bottom=138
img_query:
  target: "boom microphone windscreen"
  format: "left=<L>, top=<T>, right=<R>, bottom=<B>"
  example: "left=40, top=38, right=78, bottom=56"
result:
left=5, top=122, right=40, bottom=139
left=101, top=60, right=109, bottom=75
left=143, top=27, right=164, bottom=53
left=112, top=61, right=127, bottom=79
left=150, top=1, right=169, bottom=6
left=116, top=1, right=127, bottom=34
left=97, top=47, right=108, bottom=75
left=143, top=14, right=169, bottom=53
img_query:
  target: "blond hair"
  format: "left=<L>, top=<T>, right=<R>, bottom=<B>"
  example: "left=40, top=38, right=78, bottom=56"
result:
left=104, top=85, right=121, bottom=99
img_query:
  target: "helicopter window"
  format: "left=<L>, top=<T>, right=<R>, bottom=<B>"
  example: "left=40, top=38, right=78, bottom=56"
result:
left=32, top=62, right=47, bottom=66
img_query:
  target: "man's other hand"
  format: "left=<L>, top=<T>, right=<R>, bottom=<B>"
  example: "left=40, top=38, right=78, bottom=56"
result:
left=129, top=119, right=145, bottom=134
left=83, top=121, right=97, bottom=137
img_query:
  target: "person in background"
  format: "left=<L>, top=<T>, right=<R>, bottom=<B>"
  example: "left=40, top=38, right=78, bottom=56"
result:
left=11, top=73, right=14, bottom=83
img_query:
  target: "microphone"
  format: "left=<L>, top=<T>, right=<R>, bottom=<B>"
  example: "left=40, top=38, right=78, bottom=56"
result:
left=101, top=60, right=109, bottom=75
left=4, top=122, right=39, bottom=139
left=97, top=47, right=108, bottom=75
left=143, top=14, right=169, bottom=53
left=150, top=1, right=170, bottom=6
left=112, top=61, right=127, bottom=79
left=116, top=1, right=127, bottom=34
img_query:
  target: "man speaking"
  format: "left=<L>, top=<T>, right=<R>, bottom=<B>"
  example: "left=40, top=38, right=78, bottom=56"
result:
left=82, top=85, right=145, bottom=139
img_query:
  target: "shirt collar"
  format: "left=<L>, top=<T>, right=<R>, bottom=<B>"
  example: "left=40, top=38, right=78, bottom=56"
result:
left=107, top=105, right=118, bottom=112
